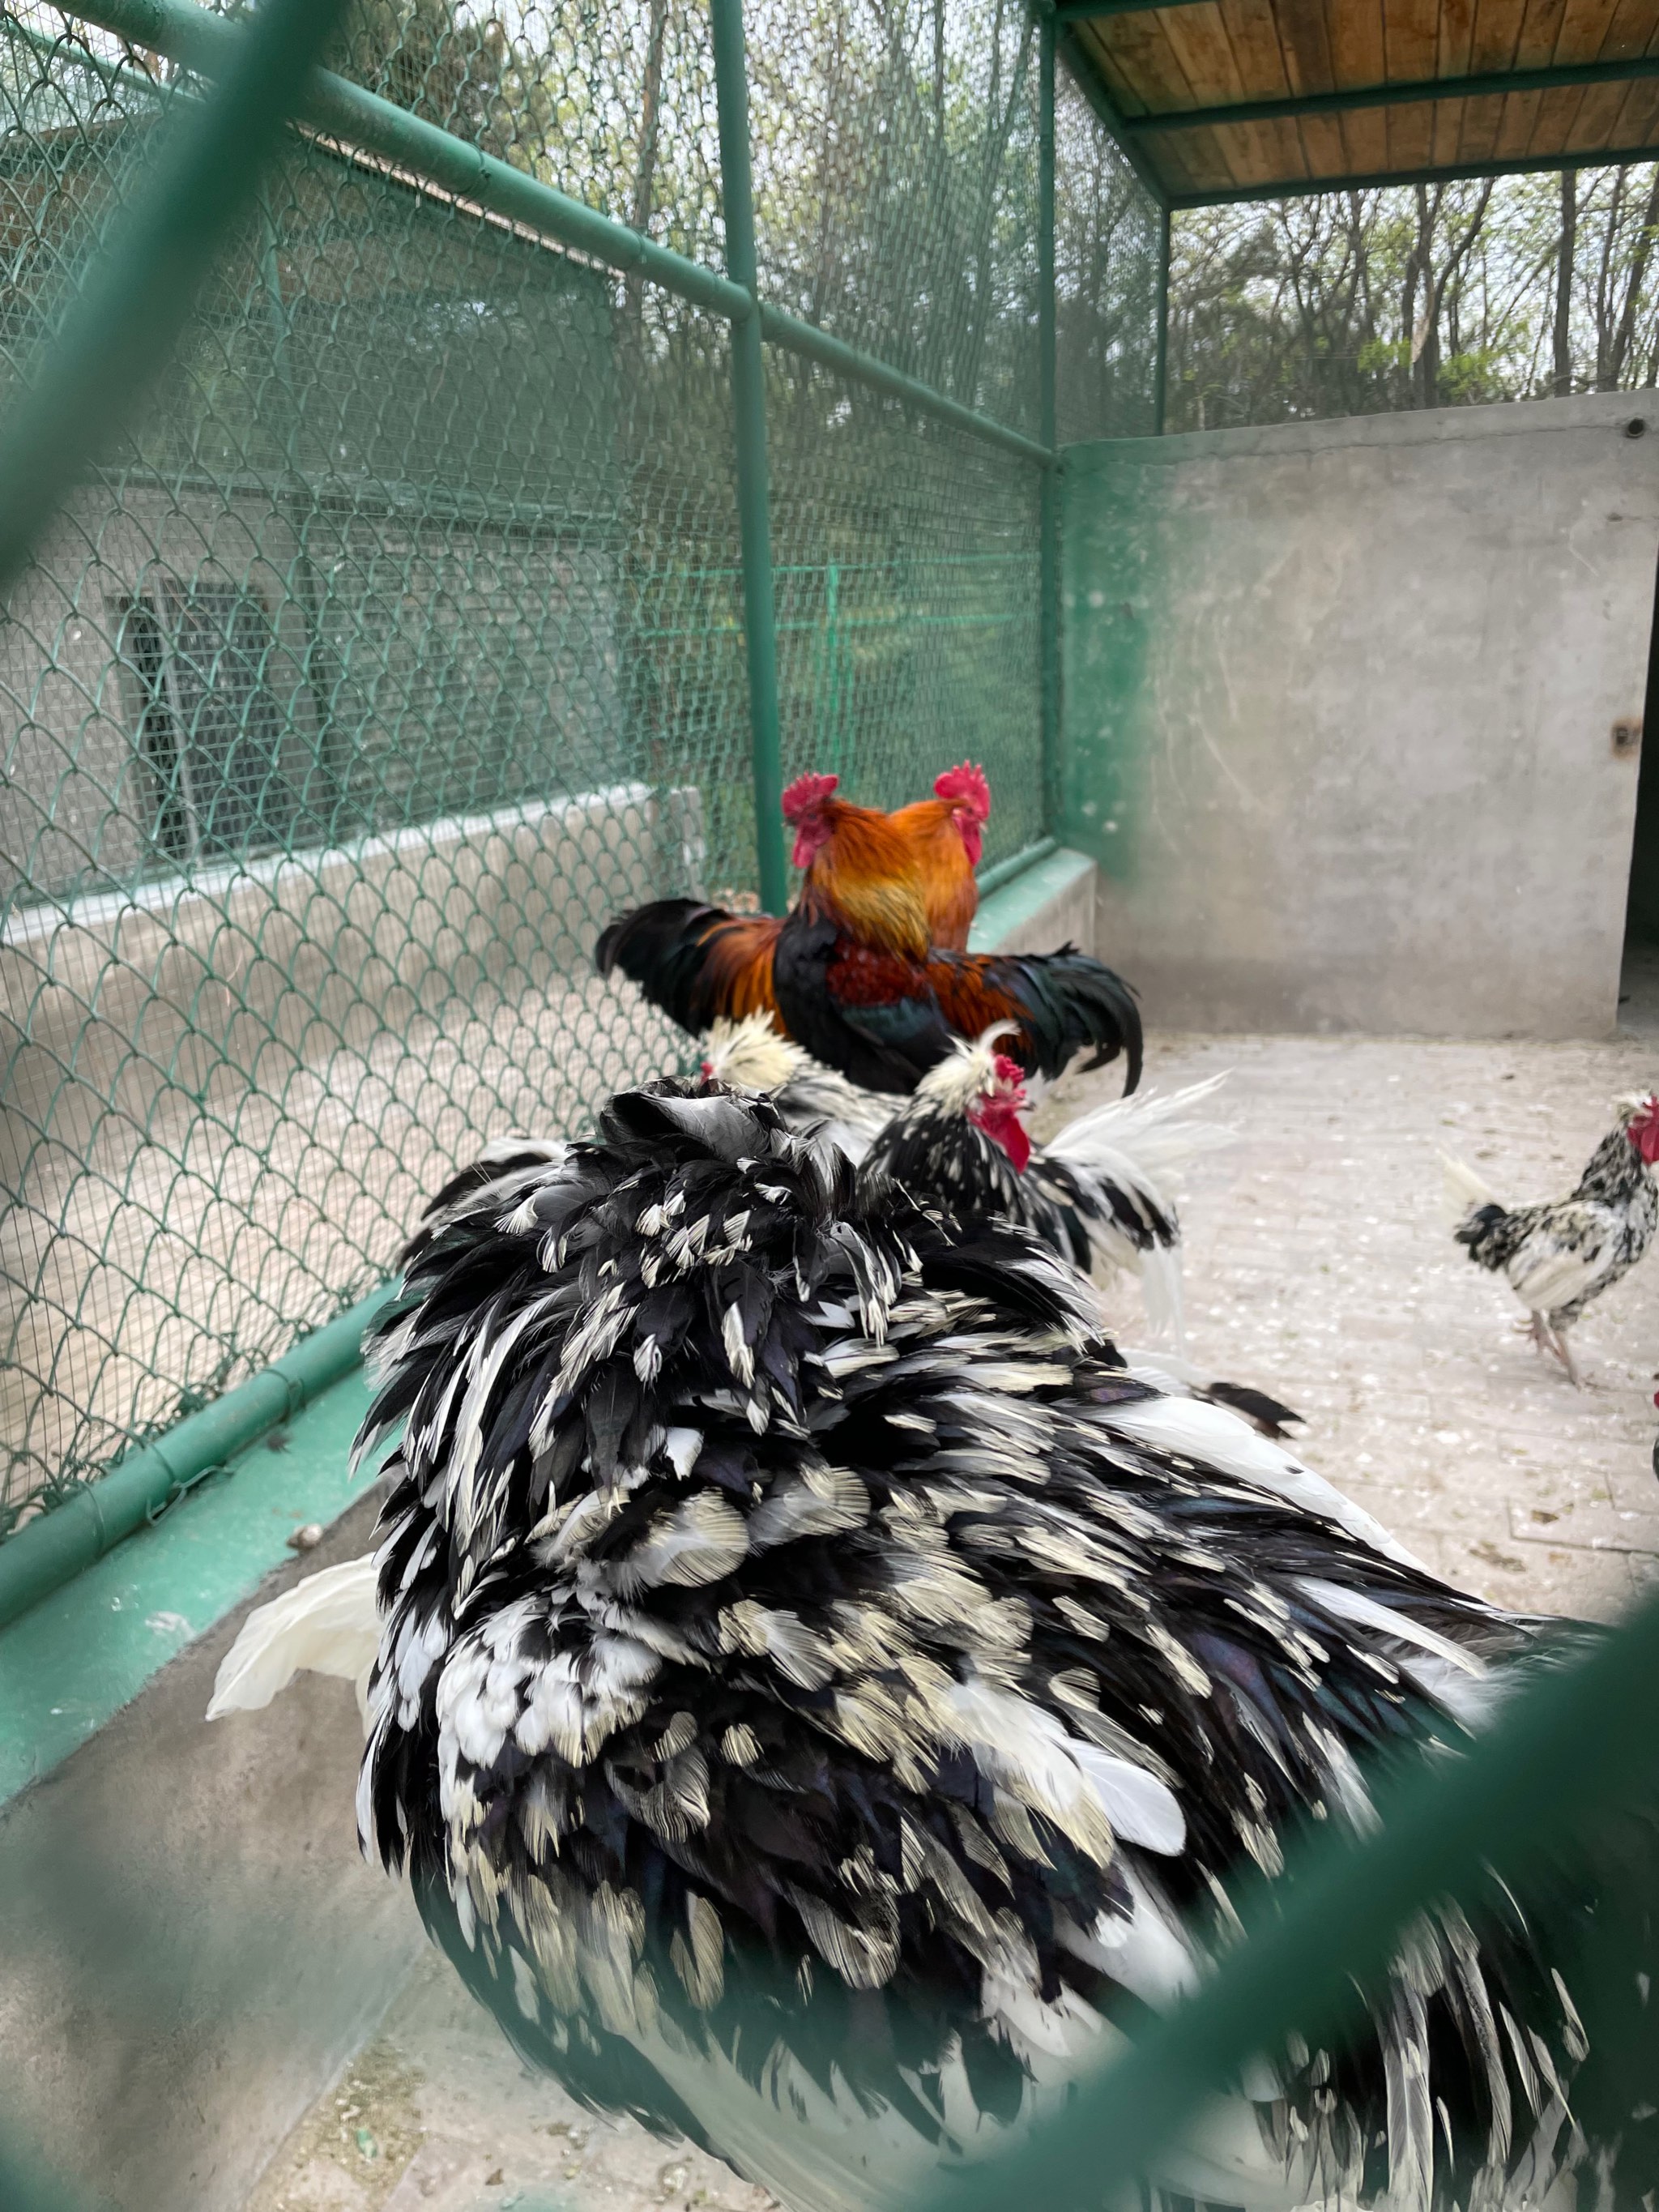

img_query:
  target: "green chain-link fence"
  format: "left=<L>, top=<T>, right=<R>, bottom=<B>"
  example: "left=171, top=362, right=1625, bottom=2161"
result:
left=5, top=16, right=1659, bottom=2212
left=0, top=0, right=1162, bottom=1538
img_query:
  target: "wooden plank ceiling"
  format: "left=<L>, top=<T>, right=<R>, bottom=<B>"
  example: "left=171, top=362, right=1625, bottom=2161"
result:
left=1062, top=0, right=1659, bottom=204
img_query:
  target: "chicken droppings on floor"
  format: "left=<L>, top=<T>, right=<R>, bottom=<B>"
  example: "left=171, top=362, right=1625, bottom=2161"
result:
left=244, top=1024, right=1659, bottom=2212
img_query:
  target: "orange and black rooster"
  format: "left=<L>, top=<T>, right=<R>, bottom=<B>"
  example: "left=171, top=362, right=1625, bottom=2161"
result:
left=596, top=771, right=1141, bottom=1095
left=885, top=759, right=990, bottom=950
left=591, top=764, right=987, bottom=1031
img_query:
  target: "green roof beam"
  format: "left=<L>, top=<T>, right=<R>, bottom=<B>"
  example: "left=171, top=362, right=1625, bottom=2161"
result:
left=1171, top=139, right=1659, bottom=210
left=1124, top=53, right=1659, bottom=136
left=1056, top=22, right=1171, bottom=208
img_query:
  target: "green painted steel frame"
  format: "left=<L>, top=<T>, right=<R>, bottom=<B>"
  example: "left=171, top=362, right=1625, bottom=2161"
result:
left=1038, top=13, right=1060, bottom=826
left=0, top=0, right=1099, bottom=1625
left=710, top=0, right=789, bottom=913
left=1124, top=52, right=1659, bottom=138
left=61, top=0, right=1064, bottom=457
left=62, top=0, right=1064, bottom=916
left=1173, top=139, right=1659, bottom=208
left=0, top=0, right=351, bottom=596
left=1055, top=18, right=1173, bottom=208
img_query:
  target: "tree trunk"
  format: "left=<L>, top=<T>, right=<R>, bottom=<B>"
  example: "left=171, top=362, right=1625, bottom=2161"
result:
left=1553, top=168, right=1576, bottom=398
left=1403, top=186, right=1434, bottom=407
left=1608, top=166, right=1659, bottom=389
left=624, top=0, right=670, bottom=335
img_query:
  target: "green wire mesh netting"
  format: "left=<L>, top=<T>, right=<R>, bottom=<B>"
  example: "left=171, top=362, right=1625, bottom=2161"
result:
left=1054, top=67, right=1160, bottom=445
left=0, top=0, right=1158, bottom=1535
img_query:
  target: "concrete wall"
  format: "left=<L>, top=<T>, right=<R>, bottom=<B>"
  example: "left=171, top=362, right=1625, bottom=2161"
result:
left=0, top=780, right=703, bottom=1187
left=0, top=1487, right=426, bottom=2212
left=1060, top=391, right=1659, bottom=1039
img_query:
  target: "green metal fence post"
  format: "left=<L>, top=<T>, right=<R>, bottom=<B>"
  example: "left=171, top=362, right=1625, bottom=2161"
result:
left=710, top=0, right=788, bottom=915
left=1154, top=202, right=1171, bottom=434
left=1038, top=9, right=1060, bottom=832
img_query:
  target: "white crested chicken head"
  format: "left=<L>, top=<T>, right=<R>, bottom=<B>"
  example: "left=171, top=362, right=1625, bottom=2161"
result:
left=915, top=1025, right=1032, bottom=1171
left=699, top=1012, right=804, bottom=1094
left=1615, top=1091, right=1659, bottom=1164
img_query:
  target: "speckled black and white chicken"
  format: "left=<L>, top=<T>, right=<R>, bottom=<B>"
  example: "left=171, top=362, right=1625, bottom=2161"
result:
left=209, top=1074, right=1659, bottom=2212
left=855, top=1030, right=1228, bottom=1346
left=1444, top=1092, right=1659, bottom=1384
left=699, top=1020, right=1292, bottom=1433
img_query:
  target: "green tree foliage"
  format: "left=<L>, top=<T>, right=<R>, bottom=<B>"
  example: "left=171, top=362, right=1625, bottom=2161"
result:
left=331, top=0, right=511, bottom=151
left=1169, top=166, right=1659, bottom=430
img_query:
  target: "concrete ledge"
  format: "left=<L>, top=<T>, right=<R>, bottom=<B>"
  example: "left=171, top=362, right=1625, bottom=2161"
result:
left=1065, top=387, right=1653, bottom=468
left=970, top=844, right=1097, bottom=955
left=0, top=1443, right=423, bottom=2212
left=1, top=780, right=703, bottom=1186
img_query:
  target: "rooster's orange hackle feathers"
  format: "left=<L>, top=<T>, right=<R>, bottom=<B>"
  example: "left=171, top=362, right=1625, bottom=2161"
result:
left=884, top=760, right=991, bottom=950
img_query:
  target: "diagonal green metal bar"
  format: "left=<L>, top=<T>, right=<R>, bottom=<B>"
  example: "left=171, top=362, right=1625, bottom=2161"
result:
left=710, top=0, right=788, bottom=916
left=1171, top=138, right=1659, bottom=208
left=754, top=305, right=1055, bottom=466
left=0, top=0, right=352, bottom=596
left=1056, top=21, right=1171, bottom=209
left=1038, top=11, right=1060, bottom=832
left=924, top=1592, right=1659, bottom=2212
left=1124, top=53, right=1659, bottom=135
left=58, top=0, right=753, bottom=322
left=58, top=0, right=1056, bottom=476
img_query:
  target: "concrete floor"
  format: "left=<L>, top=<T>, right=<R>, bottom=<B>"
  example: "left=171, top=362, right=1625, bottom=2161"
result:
left=242, top=1018, right=1659, bottom=2212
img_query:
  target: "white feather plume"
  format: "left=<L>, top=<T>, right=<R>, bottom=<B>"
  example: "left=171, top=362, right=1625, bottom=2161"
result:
left=207, top=1553, right=380, bottom=1727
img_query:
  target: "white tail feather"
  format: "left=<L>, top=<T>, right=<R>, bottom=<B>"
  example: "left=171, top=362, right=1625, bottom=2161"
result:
left=1046, top=1073, right=1231, bottom=1186
left=207, top=1554, right=380, bottom=1727
left=1049, top=1076, right=1231, bottom=1348
left=1134, top=1239, right=1187, bottom=1346
left=1439, top=1150, right=1502, bottom=1223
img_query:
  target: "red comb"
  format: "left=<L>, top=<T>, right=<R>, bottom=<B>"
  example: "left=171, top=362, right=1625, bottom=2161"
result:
left=781, top=771, right=838, bottom=822
left=991, top=1053, right=1026, bottom=1089
left=933, top=762, right=990, bottom=818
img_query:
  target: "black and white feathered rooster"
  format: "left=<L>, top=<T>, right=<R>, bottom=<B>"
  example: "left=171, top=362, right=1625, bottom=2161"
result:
left=1444, top=1092, right=1659, bottom=1384
left=858, top=1030, right=1228, bottom=1345
left=698, top=1020, right=1294, bottom=1429
left=215, top=1078, right=1647, bottom=2212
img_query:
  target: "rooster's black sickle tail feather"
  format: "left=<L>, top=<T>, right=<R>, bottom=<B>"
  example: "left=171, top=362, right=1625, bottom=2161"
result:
left=596, top=900, right=783, bottom=1035
left=932, top=943, right=1145, bottom=1093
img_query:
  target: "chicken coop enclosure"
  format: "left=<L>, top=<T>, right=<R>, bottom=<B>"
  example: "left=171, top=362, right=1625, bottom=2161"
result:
left=0, top=0, right=1162, bottom=1560
left=5, top=0, right=1659, bottom=2206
